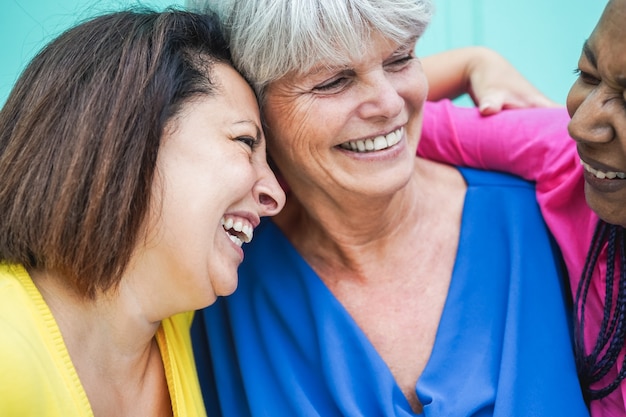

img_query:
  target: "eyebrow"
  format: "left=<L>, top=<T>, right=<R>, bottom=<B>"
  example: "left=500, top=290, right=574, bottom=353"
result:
left=582, top=40, right=597, bottom=69
left=235, top=120, right=263, bottom=143
left=582, top=39, right=626, bottom=88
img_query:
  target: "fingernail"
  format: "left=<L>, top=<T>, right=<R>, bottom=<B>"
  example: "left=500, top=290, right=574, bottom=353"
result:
left=479, top=102, right=492, bottom=112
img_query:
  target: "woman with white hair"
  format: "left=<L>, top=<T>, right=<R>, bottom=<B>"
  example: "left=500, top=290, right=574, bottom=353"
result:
left=189, top=1, right=589, bottom=415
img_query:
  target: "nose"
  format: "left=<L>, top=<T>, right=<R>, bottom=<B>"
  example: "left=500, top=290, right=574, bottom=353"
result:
left=566, top=84, right=616, bottom=144
left=357, top=71, right=404, bottom=120
left=253, top=158, right=286, bottom=217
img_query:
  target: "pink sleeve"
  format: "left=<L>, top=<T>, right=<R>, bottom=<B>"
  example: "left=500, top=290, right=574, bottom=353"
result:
left=418, top=99, right=596, bottom=290
left=418, top=99, right=573, bottom=189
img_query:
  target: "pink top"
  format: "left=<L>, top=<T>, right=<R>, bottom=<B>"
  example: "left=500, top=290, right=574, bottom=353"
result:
left=418, top=99, right=624, bottom=416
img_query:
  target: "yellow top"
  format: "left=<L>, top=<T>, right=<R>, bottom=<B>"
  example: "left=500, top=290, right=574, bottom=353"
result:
left=0, top=263, right=206, bottom=416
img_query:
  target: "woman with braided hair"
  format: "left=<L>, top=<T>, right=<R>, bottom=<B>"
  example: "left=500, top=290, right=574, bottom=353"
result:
left=417, top=0, right=626, bottom=414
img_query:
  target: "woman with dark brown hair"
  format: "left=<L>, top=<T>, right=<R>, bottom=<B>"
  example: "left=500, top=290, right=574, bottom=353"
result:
left=0, top=8, right=284, bottom=416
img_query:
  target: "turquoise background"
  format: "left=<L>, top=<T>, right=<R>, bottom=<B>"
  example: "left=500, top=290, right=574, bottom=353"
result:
left=1, top=0, right=607, bottom=107
left=417, top=0, right=607, bottom=106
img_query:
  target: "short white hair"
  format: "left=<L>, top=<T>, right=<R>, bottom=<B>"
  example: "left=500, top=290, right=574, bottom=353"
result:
left=188, top=0, right=434, bottom=102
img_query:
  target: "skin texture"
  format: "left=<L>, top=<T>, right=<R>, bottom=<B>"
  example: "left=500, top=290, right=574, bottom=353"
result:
left=264, top=31, right=467, bottom=413
left=32, top=63, right=285, bottom=416
left=264, top=33, right=427, bottom=207
left=128, top=63, right=285, bottom=318
left=567, top=0, right=626, bottom=228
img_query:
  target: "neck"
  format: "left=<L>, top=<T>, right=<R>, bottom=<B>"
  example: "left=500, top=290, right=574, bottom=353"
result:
left=274, top=158, right=466, bottom=283
left=31, top=268, right=161, bottom=378
left=31, top=269, right=172, bottom=416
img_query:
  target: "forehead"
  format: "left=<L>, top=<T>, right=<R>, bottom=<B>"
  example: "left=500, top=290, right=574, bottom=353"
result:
left=588, top=1, right=626, bottom=71
left=592, top=0, right=626, bottom=43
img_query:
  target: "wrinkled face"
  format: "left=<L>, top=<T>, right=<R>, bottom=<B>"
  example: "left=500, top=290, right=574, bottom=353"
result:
left=131, top=64, right=285, bottom=316
left=566, top=0, right=626, bottom=227
left=262, top=31, right=428, bottom=202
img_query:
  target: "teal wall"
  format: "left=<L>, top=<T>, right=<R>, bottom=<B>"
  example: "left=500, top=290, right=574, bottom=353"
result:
left=1, top=0, right=184, bottom=106
left=1, top=0, right=608, bottom=107
left=417, top=1, right=607, bottom=106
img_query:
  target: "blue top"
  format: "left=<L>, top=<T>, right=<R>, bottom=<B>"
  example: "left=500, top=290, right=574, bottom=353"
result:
left=192, top=168, right=589, bottom=416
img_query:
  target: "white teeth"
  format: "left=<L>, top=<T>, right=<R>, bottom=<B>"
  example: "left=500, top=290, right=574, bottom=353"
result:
left=373, top=136, right=387, bottom=150
left=222, top=217, right=234, bottom=229
left=339, top=127, right=403, bottom=153
left=228, top=234, right=243, bottom=247
left=221, top=216, right=254, bottom=246
left=580, top=159, right=626, bottom=179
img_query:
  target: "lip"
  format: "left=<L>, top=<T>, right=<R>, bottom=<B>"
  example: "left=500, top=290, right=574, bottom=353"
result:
left=352, top=125, right=406, bottom=144
left=224, top=210, right=260, bottom=229
left=579, top=153, right=626, bottom=175
left=582, top=170, right=626, bottom=194
left=221, top=211, right=260, bottom=260
left=225, top=233, right=245, bottom=260
left=335, top=126, right=407, bottom=160
left=579, top=156, right=626, bottom=194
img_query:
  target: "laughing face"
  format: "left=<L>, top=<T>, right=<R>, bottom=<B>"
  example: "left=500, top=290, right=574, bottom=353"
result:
left=129, top=63, right=285, bottom=315
left=567, top=0, right=626, bottom=227
left=262, top=31, right=428, bottom=203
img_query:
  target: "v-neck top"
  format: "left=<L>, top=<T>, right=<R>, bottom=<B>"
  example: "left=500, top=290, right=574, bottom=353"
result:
left=0, top=263, right=206, bottom=416
left=418, top=100, right=623, bottom=416
left=193, top=167, right=589, bottom=416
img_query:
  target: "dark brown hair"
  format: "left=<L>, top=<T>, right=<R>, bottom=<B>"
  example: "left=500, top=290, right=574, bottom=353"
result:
left=0, top=8, right=231, bottom=298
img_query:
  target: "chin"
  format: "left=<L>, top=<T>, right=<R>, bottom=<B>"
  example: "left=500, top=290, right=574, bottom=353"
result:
left=214, top=272, right=240, bottom=297
left=598, top=213, right=626, bottom=229
left=588, top=196, right=626, bottom=228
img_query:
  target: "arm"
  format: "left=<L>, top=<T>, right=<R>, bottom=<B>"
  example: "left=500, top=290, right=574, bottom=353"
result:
left=422, top=46, right=560, bottom=115
left=418, top=100, right=574, bottom=185
left=418, top=100, right=595, bottom=285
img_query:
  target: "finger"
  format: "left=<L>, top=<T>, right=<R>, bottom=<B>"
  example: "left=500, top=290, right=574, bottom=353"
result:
left=478, top=93, right=505, bottom=116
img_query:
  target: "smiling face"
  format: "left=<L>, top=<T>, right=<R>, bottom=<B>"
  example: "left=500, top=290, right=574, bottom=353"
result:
left=129, top=63, right=285, bottom=315
left=566, top=0, right=626, bottom=227
left=262, top=32, right=428, bottom=203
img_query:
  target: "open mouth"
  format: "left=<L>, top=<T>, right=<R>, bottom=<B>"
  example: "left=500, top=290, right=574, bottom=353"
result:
left=221, top=216, right=253, bottom=247
left=338, top=127, right=403, bottom=153
left=580, top=158, right=626, bottom=179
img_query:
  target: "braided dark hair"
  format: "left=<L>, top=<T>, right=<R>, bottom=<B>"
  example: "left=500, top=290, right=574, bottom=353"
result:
left=575, top=220, right=626, bottom=402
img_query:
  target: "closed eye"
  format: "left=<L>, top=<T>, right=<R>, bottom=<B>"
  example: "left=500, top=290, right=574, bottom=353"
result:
left=573, top=68, right=600, bottom=86
left=313, top=75, right=351, bottom=93
left=385, top=54, right=414, bottom=71
left=236, top=135, right=259, bottom=150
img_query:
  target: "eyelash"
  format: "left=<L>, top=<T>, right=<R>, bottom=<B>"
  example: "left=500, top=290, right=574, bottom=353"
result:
left=313, top=54, right=414, bottom=92
left=389, top=54, right=414, bottom=67
left=573, top=68, right=626, bottom=110
left=314, top=77, right=347, bottom=92
left=236, top=135, right=259, bottom=150
left=573, top=68, right=600, bottom=85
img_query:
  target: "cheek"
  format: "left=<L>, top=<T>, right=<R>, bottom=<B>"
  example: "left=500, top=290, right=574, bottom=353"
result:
left=565, top=82, right=584, bottom=119
left=399, top=68, right=428, bottom=110
left=265, top=105, right=318, bottom=165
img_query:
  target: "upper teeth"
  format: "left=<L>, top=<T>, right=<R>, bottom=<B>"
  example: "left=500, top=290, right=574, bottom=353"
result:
left=581, top=159, right=626, bottom=179
left=339, top=127, right=403, bottom=152
left=221, top=217, right=253, bottom=247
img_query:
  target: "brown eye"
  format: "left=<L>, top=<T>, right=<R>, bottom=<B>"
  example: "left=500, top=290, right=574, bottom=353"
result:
left=236, top=135, right=258, bottom=149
